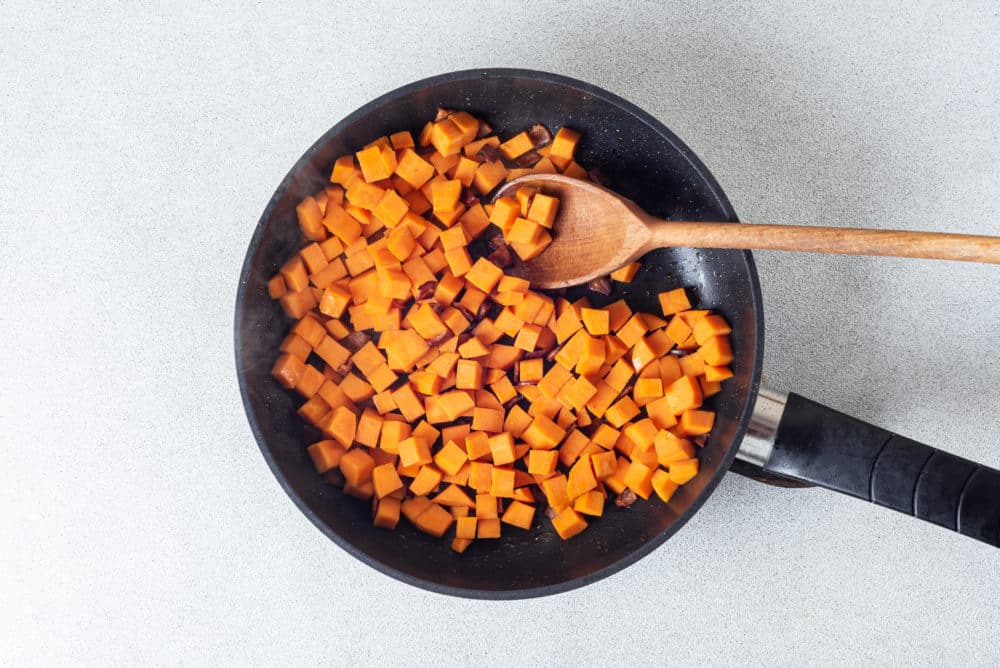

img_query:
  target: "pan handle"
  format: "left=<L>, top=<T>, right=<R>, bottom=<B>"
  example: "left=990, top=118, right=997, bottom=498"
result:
left=736, top=388, right=1000, bottom=547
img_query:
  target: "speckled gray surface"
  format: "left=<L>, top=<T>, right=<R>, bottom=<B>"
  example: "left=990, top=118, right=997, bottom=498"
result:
left=2, top=1, right=998, bottom=665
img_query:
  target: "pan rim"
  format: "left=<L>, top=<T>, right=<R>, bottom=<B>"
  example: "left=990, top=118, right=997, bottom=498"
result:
left=235, top=67, right=765, bottom=599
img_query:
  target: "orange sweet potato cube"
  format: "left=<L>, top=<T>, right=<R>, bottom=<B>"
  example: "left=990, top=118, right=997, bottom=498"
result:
left=616, top=313, right=649, bottom=348
left=610, top=262, right=641, bottom=282
left=526, top=193, right=559, bottom=228
left=372, top=462, right=404, bottom=499
left=373, top=189, right=410, bottom=227
left=267, top=274, right=287, bottom=300
left=575, top=334, right=605, bottom=377
left=433, top=440, right=468, bottom=477
left=521, top=415, right=566, bottom=450
left=654, top=430, right=696, bottom=466
left=398, top=437, right=433, bottom=468
left=339, top=447, right=375, bottom=487
left=573, top=489, right=605, bottom=516
left=651, top=469, right=680, bottom=502
left=302, top=393, right=333, bottom=423
left=514, top=186, right=536, bottom=215
left=356, top=144, right=393, bottom=183
left=623, top=460, right=654, bottom=499
left=489, top=196, right=521, bottom=231
left=590, top=450, right=617, bottom=479
left=527, top=449, right=559, bottom=476
left=394, top=149, right=435, bottom=189
left=665, top=375, right=704, bottom=415
left=699, top=335, right=734, bottom=366
left=330, top=155, right=358, bottom=185
left=455, top=516, right=477, bottom=540
left=307, top=440, right=347, bottom=474
left=476, top=517, right=501, bottom=539
left=464, top=257, right=504, bottom=294
left=355, top=409, right=384, bottom=448
left=678, top=409, right=715, bottom=436
left=501, top=500, right=535, bottom=530
left=377, top=420, right=410, bottom=454
left=461, top=431, right=490, bottom=463
left=499, top=131, right=534, bottom=159
left=490, top=466, right=516, bottom=498
left=391, top=383, right=426, bottom=422
left=581, top=308, right=609, bottom=336
left=455, top=359, right=484, bottom=390
left=323, top=203, right=364, bottom=244
left=567, top=456, right=598, bottom=500
left=414, top=503, right=455, bottom=537
left=635, top=377, right=663, bottom=401
left=551, top=507, right=588, bottom=540
left=473, top=407, right=505, bottom=434
left=548, top=127, right=581, bottom=168
left=389, top=130, right=414, bottom=149
left=668, top=458, right=699, bottom=485
left=272, top=353, right=305, bottom=389
left=665, top=315, right=693, bottom=346
left=560, top=376, right=598, bottom=413
left=506, top=217, right=543, bottom=244
left=408, top=465, right=444, bottom=497
left=429, top=117, right=465, bottom=156
left=318, top=284, right=351, bottom=319
left=444, top=246, right=473, bottom=276
left=631, top=336, right=659, bottom=373
left=605, top=396, right=640, bottom=428
left=658, top=287, right=692, bottom=316
left=472, top=161, right=507, bottom=195
left=472, top=493, right=498, bottom=521
left=704, top=365, right=733, bottom=382
left=430, top=484, right=473, bottom=510
left=430, top=179, right=462, bottom=212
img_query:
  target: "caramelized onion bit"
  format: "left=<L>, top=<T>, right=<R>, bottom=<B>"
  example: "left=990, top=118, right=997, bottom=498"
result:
left=527, top=124, right=553, bottom=147
left=588, top=276, right=612, bottom=296
left=427, top=331, right=451, bottom=346
left=513, top=151, right=542, bottom=168
left=615, top=490, right=638, bottom=507
left=476, top=144, right=501, bottom=163
left=487, top=243, right=513, bottom=268
left=460, top=187, right=479, bottom=208
left=340, top=330, right=372, bottom=352
left=416, top=281, right=436, bottom=301
left=454, top=305, right=477, bottom=323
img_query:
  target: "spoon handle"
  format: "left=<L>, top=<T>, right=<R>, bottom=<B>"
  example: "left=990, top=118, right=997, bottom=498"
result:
left=644, top=219, right=1000, bottom=264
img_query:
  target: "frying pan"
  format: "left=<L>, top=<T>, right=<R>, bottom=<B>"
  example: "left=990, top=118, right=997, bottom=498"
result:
left=235, top=69, right=1000, bottom=599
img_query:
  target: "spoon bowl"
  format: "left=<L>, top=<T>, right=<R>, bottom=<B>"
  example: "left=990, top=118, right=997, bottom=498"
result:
left=496, top=174, right=657, bottom=289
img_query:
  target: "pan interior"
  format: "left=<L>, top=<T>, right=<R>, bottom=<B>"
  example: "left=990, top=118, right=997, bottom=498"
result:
left=236, top=70, right=763, bottom=597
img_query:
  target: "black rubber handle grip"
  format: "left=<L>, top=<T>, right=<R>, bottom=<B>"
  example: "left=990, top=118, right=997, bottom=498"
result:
left=762, top=393, right=1000, bottom=547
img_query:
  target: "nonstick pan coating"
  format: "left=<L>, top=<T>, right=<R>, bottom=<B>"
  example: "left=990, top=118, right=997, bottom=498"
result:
left=235, top=69, right=764, bottom=598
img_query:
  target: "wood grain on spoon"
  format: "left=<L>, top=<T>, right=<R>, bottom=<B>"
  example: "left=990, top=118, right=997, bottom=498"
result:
left=495, top=174, right=1000, bottom=289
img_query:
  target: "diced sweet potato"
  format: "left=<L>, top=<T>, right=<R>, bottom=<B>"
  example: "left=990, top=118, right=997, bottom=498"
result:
left=266, top=113, right=737, bottom=553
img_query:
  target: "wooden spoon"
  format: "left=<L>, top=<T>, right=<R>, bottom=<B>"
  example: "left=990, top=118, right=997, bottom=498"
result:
left=495, top=174, right=1000, bottom=289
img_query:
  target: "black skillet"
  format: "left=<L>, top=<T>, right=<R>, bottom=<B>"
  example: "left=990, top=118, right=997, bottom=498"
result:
left=235, top=69, right=1000, bottom=599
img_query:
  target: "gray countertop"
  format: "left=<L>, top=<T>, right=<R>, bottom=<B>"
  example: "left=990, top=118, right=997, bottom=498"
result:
left=2, top=1, right=998, bottom=665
